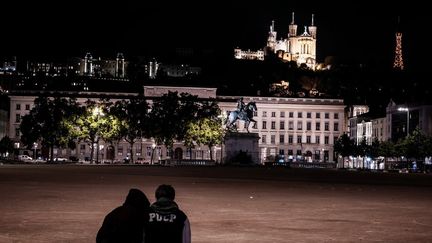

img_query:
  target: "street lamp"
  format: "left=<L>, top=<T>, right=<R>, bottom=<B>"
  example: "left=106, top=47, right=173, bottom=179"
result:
left=92, top=106, right=104, bottom=163
left=33, top=142, right=38, bottom=159
left=397, top=107, right=409, bottom=137
left=150, top=143, right=156, bottom=165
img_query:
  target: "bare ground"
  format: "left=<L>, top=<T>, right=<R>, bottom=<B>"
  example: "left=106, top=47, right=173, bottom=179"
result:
left=0, top=165, right=431, bottom=243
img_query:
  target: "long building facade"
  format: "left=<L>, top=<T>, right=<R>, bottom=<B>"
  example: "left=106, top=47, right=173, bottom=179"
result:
left=7, top=86, right=345, bottom=164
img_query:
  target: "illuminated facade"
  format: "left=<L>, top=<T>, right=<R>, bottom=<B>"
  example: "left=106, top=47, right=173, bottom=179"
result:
left=8, top=87, right=345, bottom=164
left=220, top=96, right=344, bottom=163
left=24, top=53, right=128, bottom=78
left=234, top=49, right=265, bottom=61
left=81, top=52, right=127, bottom=78
left=235, top=13, right=317, bottom=68
left=0, top=108, right=7, bottom=139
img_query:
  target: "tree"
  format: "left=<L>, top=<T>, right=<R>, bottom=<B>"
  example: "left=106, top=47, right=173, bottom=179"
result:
left=378, top=141, right=396, bottom=170
left=334, top=133, right=355, bottom=168
left=0, top=136, right=14, bottom=158
left=111, top=98, right=150, bottom=164
left=74, top=99, right=121, bottom=163
left=19, top=96, right=79, bottom=162
left=184, top=117, right=224, bottom=161
left=403, top=128, right=430, bottom=161
left=357, top=137, right=371, bottom=169
left=149, top=91, right=200, bottom=159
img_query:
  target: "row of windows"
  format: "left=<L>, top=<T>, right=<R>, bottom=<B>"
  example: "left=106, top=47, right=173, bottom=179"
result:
left=261, top=111, right=339, bottom=119
left=277, top=149, right=329, bottom=157
left=51, top=145, right=207, bottom=159
left=261, top=135, right=339, bottom=145
left=15, top=104, right=31, bottom=111
left=260, top=121, right=339, bottom=131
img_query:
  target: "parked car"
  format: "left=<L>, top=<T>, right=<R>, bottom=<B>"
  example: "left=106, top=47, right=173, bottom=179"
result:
left=33, top=157, right=47, bottom=163
left=55, top=157, right=68, bottom=162
left=18, top=155, right=33, bottom=162
left=135, top=157, right=149, bottom=164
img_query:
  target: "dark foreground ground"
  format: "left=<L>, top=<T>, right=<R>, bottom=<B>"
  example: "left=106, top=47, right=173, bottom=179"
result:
left=0, top=164, right=432, bottom=243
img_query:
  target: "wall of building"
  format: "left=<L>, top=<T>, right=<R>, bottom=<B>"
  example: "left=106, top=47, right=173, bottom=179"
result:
left=8, top=89, right=345, bottom=164
left=0, top=109, right=8, bottom=139
left=218, top=96, right=345, bottom=163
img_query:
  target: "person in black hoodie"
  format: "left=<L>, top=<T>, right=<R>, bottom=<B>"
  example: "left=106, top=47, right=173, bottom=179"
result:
left=96, top=188, right=150, bottom=243
left=145, top=184, right=191, bottom=243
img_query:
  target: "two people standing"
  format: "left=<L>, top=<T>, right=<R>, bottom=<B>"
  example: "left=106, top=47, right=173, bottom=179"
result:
left=96, top=185, right=191, bottom=243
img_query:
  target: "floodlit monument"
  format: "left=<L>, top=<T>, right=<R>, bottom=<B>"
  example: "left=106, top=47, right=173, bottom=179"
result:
left=223, top=98, right=260, bottom=164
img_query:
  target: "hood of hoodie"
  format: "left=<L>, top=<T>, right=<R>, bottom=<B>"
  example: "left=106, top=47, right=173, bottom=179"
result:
left=151, top=197, right=179, bottom=214
left=124, top=188, right=150, bottom=210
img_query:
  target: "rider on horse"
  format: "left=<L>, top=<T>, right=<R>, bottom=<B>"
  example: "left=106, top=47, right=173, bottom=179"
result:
left=237, top=97, right=246, bottom=113
left=227, top=98, right=257, bottom=132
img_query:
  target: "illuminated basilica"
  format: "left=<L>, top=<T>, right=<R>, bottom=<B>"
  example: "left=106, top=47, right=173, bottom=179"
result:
left=234, top=13, right=317, bottom=68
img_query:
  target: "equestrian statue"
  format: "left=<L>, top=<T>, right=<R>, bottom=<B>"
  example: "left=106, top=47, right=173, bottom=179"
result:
left=225, top=97, right=257, bottom=133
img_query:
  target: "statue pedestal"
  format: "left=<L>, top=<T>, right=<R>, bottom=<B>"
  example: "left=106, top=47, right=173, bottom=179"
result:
left=223, top=132, right=260, bottom=164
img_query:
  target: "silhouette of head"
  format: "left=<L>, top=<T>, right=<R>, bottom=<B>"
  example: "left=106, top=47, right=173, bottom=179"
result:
left=155, top=184, right=175, bottom=201
left=124, top=188, right=150, bottom=209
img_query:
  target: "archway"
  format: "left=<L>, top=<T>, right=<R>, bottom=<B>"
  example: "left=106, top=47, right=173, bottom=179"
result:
left=305, top=150, right=313, bottom=163
left=174, top=148, right=183, bottom=160
left=106, top=146, right=115, bottom=162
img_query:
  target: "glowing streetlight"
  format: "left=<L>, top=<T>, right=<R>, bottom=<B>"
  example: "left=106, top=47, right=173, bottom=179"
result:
left=33, top=142, right=38, bottom=159
left=397, top=107, right=409, bottom=137
left=92, top=106, right=104, bottom=164
left=92, top=106, right=104, bottom=117
left=150, top=143, right=156, bottom=165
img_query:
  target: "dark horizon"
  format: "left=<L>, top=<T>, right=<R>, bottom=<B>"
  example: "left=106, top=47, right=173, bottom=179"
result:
left=1, top=1, right=428, bottom=71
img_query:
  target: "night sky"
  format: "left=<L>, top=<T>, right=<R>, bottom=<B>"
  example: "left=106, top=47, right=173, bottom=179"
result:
left=1, top=1, right=428, bottom=71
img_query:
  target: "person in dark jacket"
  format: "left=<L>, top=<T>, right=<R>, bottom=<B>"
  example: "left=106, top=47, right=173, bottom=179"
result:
left=96, top=188, right=150, bottom=243
left=145, top=184, right=191, bottom=243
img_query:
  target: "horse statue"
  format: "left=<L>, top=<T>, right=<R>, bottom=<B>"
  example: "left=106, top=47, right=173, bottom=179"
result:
left=225, top=101, right=257, bottom=133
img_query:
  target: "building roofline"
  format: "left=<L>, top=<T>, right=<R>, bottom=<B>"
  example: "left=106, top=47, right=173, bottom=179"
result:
left=216, top=95, right=344, bottom=105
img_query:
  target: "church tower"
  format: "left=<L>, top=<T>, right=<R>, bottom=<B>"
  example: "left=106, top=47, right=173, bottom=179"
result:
left=266, top=20, right=277, bottom=52
left=288, top=12, right=297, bottom=37
left=308, top=14, right=317, bottom=39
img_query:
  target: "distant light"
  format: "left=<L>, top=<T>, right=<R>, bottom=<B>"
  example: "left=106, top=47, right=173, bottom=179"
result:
left=398, top=107, right=408, bottom=112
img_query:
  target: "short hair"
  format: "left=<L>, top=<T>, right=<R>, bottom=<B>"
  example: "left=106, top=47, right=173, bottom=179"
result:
left=155, top=184, right=175, bottom=201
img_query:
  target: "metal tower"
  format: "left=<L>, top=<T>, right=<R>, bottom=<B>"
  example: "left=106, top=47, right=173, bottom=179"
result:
left=393, top=17, right=404, bottom=70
